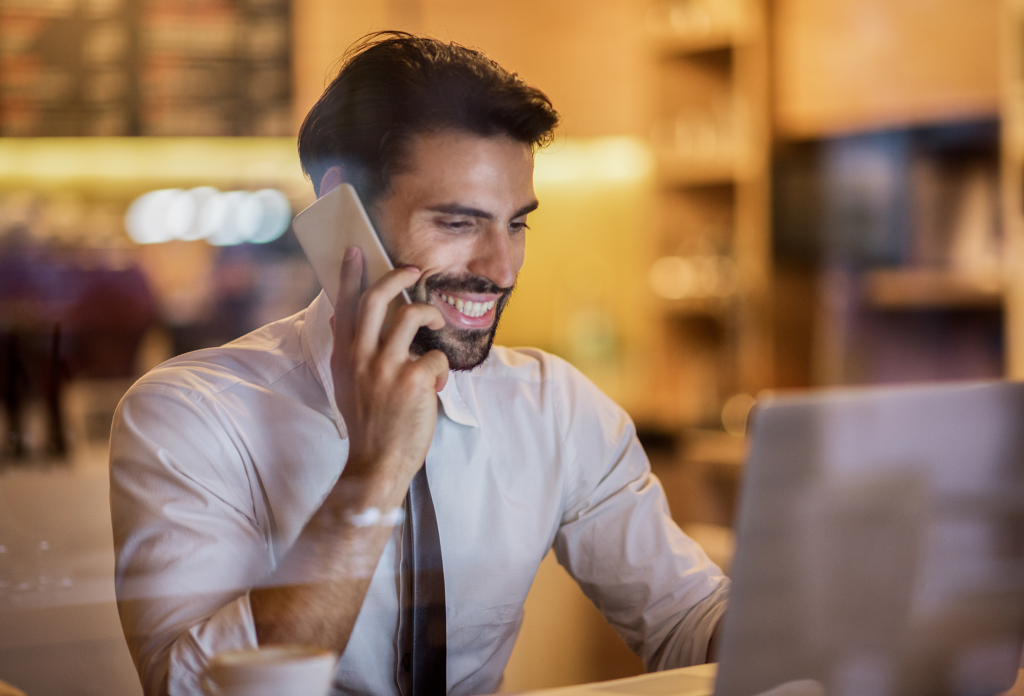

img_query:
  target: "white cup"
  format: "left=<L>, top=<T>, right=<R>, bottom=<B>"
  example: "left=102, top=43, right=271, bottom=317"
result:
left=203, top=645, right=337, bottom=696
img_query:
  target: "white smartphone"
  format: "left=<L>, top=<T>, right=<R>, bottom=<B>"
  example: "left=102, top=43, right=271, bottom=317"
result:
left=291, top=184, right=412, bottom=309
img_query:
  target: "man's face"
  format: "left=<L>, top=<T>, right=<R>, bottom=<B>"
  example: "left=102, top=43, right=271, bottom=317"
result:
left=371, top=131, right=537, bottom=371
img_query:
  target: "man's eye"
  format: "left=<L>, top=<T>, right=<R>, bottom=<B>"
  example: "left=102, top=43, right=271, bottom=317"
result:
left=509, top=220, right=530, bottom=233
left=438, top=218, right=473, bottom=230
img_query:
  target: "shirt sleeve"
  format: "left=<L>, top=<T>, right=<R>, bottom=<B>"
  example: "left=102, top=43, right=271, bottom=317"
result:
left=549, top=358, right=730, bottom=672
left=110, top=381, right=272, bottom=696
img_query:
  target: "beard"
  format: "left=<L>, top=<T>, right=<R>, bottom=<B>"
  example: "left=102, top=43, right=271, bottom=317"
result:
left=407, top=273, right=514, bottom=372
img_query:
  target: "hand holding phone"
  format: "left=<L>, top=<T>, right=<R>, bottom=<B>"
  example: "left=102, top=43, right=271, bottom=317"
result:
left=292, top=182, right=447, bottom=483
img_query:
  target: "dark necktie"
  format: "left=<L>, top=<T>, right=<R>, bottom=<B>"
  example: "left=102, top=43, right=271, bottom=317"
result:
left=404, top=465, right=446, bottom=695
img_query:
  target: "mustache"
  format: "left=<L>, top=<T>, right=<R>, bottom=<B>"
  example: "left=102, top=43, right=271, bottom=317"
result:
left=422, top=273, right=512, bottom=296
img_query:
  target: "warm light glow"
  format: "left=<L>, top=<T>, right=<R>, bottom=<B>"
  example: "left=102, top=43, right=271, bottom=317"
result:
left=0, top=136, right=653, bottom=190
left=648, top=254, right=738, bottom=299
left=649, top=256, right=695, bottom=299
left=533, top=136, right=653, bottom=185
left=0, top=137, right=306, bottom=189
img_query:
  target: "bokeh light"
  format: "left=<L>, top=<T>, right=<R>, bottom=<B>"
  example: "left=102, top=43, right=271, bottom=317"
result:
left=125, top=187, right=291, bottom=246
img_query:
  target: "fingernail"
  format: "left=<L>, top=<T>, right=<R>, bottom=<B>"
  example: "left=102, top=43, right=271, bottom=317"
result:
left=344, top=246, right=358, bottom=260
left=404, top=265, right=420, bottom=273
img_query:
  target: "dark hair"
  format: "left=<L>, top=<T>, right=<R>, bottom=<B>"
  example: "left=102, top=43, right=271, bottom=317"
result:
left=297, top=32, right=560, bottom=203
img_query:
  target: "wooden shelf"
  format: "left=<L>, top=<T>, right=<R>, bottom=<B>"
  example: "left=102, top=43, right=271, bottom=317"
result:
left=652, top=31, right=738, bottom=56
left=773, top=0, right=999, bottom=139
left=660, top=296, right=734, bottom=318
left=862, top=268, right=1003, bottom=310
left=644, top=0, right=771, bottom=428
left=656, top=156, right=735, bottom=186
left=682, top=428, right=746, bottom=467
left=645, top=0, right=759, bottom=57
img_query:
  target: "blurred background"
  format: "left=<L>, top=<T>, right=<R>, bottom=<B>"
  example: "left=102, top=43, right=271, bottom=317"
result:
left=0, top=0, right=1018, bottom=693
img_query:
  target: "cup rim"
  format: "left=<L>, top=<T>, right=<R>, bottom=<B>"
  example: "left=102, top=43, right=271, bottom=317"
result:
left=211, top=645, right=336, bottom=667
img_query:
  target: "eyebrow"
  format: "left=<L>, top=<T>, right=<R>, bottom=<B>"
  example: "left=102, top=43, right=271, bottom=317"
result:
left=427, top=200, right=539, bottom=221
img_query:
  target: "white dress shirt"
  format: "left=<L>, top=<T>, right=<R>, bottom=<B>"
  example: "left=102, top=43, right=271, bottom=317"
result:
left=110, top=291, right=729, bottom=696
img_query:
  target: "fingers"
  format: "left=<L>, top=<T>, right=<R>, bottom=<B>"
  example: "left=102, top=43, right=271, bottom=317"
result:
left=417, top=350, right=449, bottom=392
left=379, top=302, right=445, bottom=363
left=391, top=348, right=448, bottom=397
left=335, top=255, right=447, bottom=391
left=332, top=247, right=363, bottom=346
left=353, top=266, right=422, bottom=358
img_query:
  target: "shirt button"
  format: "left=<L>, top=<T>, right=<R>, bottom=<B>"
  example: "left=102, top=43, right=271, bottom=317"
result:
left=402, top=652, right=411, bottom=672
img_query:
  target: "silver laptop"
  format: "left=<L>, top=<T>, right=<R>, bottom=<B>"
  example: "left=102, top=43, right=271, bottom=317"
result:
left=536, top=381, right=1024, bottom=696
left=715, top=380, right=1024, bottom=696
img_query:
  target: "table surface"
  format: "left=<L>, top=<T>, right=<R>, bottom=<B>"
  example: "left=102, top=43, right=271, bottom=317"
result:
left=0, top=459, right=143, bottom=696
left=508, top=665, right=1024, bottom=696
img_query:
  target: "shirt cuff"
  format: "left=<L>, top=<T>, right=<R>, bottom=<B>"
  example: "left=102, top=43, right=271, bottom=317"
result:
left=651, top=582, right=729, bottom=671
left=168, top=591, right=260, bottom=695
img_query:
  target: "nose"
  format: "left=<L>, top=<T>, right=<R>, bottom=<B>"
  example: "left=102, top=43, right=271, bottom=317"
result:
left=468, top=223, right=522, bottom=289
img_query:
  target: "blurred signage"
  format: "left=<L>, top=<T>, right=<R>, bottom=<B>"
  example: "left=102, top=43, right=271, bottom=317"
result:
left=0, top=0, right=291, bottom=136
left=125, top=187, right=291, bottom=245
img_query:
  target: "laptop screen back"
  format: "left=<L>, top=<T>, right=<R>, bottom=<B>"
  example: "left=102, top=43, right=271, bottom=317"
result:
left=715, top=381, right=1024, bottom=696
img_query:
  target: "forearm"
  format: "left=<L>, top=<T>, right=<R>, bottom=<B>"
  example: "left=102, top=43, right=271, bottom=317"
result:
left=250, top=464, right=409, bottom=651
left=251, top=252, right=448, bottom=651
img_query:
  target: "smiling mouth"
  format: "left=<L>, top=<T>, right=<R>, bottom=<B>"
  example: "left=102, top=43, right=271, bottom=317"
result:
left=436, top=292, right=497, bottom=319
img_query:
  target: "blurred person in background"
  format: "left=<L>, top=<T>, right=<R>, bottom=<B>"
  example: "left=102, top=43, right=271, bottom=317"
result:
left=1, top=224, right=155, bottom=459
left=109, top=32, right=728, bottom=696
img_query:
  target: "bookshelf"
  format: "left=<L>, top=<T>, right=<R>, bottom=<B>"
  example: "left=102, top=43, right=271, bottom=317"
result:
left=814, top=0, right=1012, bottom=384
left=767, top=0, right=1005, bottom=388
left=643, top=0, right=772, bottom=429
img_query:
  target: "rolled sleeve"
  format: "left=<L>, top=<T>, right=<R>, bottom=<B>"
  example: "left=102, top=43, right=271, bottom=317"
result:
left=110, top=381, right=273, bottom=696
left=167, top=593, right=259, bottom=695
left=550, top=359, right=730, bottom=671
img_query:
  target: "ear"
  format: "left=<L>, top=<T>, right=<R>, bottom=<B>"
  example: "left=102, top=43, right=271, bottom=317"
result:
left=318, top=166, right=344, bottom=199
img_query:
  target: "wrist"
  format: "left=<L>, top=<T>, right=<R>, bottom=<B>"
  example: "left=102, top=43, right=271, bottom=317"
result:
left=306, top=479, right=406, bottom=538
left=346, top=505, right=406, bottom=527
left=331, top=455, right=414, bottom=512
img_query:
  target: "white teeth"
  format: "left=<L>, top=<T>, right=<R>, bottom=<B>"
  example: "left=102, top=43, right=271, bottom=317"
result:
left=438, top=293, right=496, bottom=318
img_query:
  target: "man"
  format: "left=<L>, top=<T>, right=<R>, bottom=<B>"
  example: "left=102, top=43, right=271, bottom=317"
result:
left=110, top=33, right=728, bottom=696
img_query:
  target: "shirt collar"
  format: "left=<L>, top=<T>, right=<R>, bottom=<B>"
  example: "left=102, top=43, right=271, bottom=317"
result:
left=300, top=291, right=347, bottom=438
left=299, top=291, right=480, bottom=436
left=437, top=373, right=479, bottom=429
